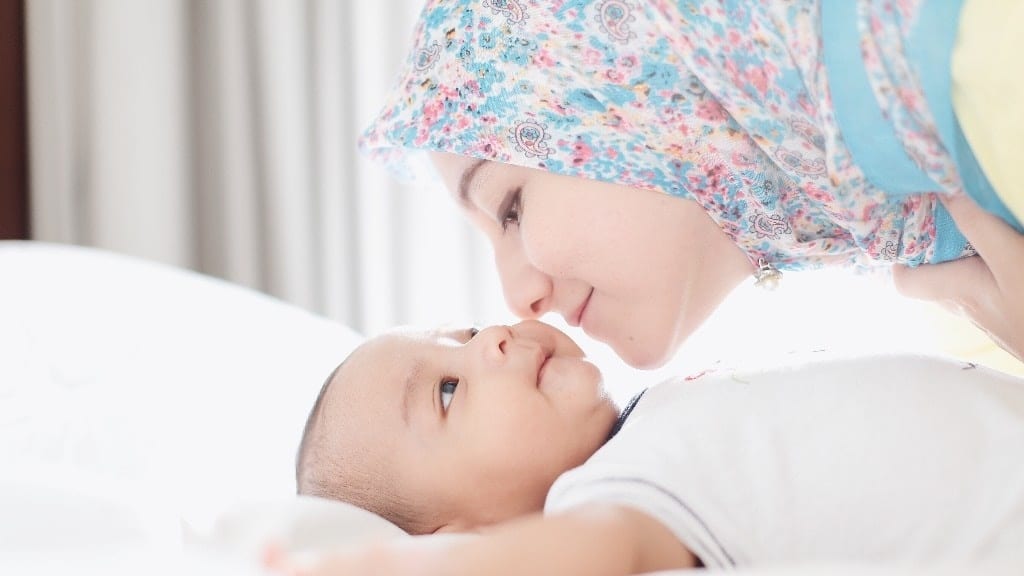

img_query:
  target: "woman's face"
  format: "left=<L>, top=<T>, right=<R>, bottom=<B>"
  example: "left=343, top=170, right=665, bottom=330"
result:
left=430, top=153, right=752, bottom=369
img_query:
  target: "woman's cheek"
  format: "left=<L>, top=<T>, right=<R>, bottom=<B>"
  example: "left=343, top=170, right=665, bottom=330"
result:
left=520, top=207, right=582, bottom=276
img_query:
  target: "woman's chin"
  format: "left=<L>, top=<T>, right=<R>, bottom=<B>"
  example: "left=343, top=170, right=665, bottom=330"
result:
left=616, top=340, right=673, bottom=370
left=584, top=314, right=678, bottom=369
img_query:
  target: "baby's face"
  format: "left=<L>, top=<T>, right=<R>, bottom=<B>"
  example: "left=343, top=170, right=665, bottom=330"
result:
left=323, top=319, right=617, bottom=530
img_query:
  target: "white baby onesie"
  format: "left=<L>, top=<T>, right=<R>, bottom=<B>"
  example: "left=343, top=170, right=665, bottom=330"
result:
left=545, top=355, right=1024, bottom=569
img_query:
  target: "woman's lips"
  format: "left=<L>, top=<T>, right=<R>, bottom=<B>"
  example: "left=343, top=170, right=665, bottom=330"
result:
left=568, top=289, right=593, bottom=328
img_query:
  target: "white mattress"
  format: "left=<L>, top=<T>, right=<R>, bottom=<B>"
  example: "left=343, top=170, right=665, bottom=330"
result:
left=0, top=242, right=369, bottom=554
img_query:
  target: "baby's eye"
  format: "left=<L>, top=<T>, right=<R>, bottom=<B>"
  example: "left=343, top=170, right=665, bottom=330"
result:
left=440, top=379, right=458, bottom=412
left=468, top=327, right=479, bottom=339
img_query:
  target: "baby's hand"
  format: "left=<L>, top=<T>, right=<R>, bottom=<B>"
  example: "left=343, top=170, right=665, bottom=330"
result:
left=264, top=541, right=393, bottom=576
left=893, top=194, right=1024, bottom=363
left=263, top=541, right=410, bottom=576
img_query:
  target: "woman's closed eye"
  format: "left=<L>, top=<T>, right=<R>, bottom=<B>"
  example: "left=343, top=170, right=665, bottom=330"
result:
left=440, top=378, right=458, bottom=412
left=499, top=187, right=523, bottom=232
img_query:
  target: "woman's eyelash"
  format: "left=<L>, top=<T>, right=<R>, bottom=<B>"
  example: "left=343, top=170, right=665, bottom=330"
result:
left=499, top=187, right=523, bottom=232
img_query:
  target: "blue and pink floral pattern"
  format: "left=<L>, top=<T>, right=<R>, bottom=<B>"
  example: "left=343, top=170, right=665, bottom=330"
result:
left=361, top=0, right=957, bottom=270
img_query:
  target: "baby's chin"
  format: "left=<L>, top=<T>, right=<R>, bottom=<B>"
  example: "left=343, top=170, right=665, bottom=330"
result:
left=546, top=359, right=618, bottom=424
left=597, top=393, right=621, bottom=431
left=538, top=356, right=604, bottom=395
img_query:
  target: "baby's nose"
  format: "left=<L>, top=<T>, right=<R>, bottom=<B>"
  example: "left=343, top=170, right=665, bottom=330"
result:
left=472, top=325, right=512, bottom=364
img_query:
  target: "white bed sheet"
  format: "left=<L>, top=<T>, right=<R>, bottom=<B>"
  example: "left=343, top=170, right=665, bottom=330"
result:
left=0, top=241, right=367, bottom=549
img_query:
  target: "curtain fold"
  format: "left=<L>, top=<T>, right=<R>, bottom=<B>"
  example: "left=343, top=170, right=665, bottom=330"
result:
left=26, top=0, right=507, bottom=334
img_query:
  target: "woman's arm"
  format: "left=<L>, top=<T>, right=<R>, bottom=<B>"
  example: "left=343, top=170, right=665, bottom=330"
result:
left=893, top=194, right=1024, bottom=363
left=272, top=504, right=696, bottom=576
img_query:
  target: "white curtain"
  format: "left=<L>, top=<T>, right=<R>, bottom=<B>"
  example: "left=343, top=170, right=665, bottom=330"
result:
left=25, top=0, right=508, bottom=335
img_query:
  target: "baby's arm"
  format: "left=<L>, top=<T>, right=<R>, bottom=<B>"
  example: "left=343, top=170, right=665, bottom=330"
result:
left=274, top=504, right=696, bottom=576
left=893, top=194, right=1024, bottom=363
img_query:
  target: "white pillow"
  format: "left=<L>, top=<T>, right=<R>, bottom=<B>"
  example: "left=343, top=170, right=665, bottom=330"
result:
left=0, top=241, right=370, bottom=546
left=192, top=495, right=407, bottom=558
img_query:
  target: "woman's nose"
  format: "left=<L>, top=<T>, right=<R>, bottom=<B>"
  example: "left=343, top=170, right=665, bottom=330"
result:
left=472, top=325, right=513, bottom=364
left=496, top=251, right=552, bottom=319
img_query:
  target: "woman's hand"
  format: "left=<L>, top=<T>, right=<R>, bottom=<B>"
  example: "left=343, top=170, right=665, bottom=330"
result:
left=892, top=194, right=1024, bottom=363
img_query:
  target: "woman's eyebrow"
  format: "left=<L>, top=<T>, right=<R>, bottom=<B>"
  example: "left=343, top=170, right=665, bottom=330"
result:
left=457, top=158, right=488, bottom=208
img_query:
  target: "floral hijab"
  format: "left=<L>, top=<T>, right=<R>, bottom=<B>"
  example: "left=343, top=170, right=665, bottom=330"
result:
left=361, top=0, right=945, bottom=270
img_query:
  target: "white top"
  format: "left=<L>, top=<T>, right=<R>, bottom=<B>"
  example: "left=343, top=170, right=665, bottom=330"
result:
left=545, top=355, right=1024, bottom=569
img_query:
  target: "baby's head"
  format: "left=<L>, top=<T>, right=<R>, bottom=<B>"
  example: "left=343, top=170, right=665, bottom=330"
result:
left=296, top=320, right=618, bottom=534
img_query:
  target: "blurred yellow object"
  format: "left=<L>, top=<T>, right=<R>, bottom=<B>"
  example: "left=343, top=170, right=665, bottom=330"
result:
left=946, top=0, right=1024, bottom=376
left=918, top=301, right=1024, bottom=376
left=952, top=0, right=1024, bottom=223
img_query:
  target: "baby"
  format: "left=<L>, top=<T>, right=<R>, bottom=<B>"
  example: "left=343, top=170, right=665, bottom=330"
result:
left=293, top=320, right=1024, bottom=574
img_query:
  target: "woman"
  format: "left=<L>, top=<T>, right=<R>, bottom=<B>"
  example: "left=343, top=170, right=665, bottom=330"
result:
left=361, top=0, right=1024, bottom=369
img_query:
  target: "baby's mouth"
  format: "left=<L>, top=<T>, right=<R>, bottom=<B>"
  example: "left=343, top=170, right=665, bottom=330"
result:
left=536, top=351, right=551, bottom=388
left=569, top=289, right=593, bottom=328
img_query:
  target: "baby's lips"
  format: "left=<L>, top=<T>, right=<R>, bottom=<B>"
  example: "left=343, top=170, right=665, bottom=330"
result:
left=535, top=348, right=550, bottom=388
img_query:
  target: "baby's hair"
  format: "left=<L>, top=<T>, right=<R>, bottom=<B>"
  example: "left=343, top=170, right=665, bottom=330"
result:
left=295, top=358, right=435, bottom=535
left=295, top=361, right=342, bottom=491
